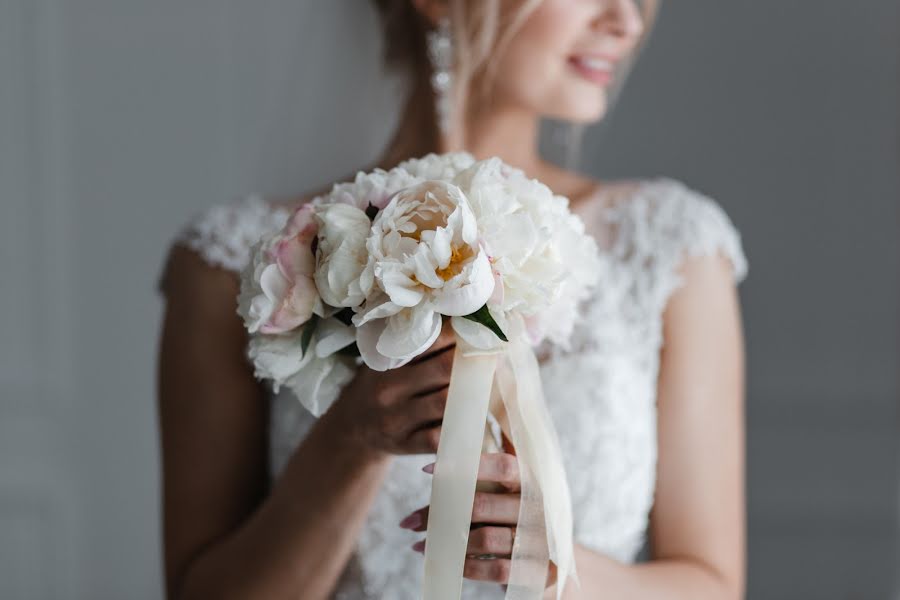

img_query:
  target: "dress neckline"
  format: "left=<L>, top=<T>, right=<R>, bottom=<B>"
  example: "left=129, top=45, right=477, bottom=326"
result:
left=568, top=179, right=636, bottom=225
left=568, top=181, right=607, bottom=214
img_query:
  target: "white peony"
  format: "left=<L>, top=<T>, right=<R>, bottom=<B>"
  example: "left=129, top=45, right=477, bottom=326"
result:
left=450, top=157, right=601, bottom=348
left=239, top=152, right=600, bottom=409
left=397, top=152, right=476, bottom=181
left=352, top=180, right=496, bottom=370
left=326, top=166, right=421, bottom=212
left=313, top=203, right=371, bottom=308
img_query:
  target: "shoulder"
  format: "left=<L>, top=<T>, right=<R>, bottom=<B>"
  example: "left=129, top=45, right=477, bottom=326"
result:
left=603, top=177, right=749, bottom=286
left=157, top=195, right=293, bottom=301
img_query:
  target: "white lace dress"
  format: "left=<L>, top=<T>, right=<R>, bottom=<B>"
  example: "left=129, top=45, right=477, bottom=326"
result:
left=171, top=177, right=748, bottom=599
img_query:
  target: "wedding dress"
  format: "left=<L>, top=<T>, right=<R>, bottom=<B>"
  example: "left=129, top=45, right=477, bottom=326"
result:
left=170, top=176, right=748, bottom=599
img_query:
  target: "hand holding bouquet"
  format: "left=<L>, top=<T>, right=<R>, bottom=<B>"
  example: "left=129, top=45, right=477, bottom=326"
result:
left=238, top=153, right=600, bottom=600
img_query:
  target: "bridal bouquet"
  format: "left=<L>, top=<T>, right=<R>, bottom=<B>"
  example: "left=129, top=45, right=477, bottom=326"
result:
left=238, top=153, right=599, bottom=600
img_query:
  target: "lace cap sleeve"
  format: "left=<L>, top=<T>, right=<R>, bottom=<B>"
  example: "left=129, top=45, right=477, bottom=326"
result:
left=157, top=195, right=290, bottom=294
left=175, top=195, right=291, bottom=272
left=608, top=178, right=749, bottom=312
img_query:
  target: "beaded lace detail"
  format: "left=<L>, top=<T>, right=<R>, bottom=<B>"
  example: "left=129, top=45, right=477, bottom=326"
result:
left=173, top=195, right=292, bottom=273
left=169, top=178, right=748, bottom=599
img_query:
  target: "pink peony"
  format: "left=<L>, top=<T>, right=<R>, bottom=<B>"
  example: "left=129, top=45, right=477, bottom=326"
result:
left=239, top=203, right=322, bottom=334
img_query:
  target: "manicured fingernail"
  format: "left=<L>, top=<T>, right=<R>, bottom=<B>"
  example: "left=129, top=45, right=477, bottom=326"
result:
left=412, top=540, right=426, bottom=553
left=399, top=512, right=422, bottom=529
left=422, top=463, right=435, bottom=474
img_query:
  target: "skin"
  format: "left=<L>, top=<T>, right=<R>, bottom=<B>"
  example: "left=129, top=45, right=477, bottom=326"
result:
left=157, top=0, right=746, bottom=598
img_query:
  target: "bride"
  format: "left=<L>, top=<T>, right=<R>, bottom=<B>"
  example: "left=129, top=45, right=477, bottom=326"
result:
left=157, top=1, right=748, bottom=598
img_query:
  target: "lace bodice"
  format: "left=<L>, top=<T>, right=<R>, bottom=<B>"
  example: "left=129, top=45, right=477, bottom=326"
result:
left=169, top=177, right=748, bottom=599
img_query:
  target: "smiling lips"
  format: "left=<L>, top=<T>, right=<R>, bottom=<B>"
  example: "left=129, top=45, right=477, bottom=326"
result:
left=568, top=55, right=617, bottom=86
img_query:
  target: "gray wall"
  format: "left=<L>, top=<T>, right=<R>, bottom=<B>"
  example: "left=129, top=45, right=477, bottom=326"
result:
left=0, top=1, right=895, bottom=599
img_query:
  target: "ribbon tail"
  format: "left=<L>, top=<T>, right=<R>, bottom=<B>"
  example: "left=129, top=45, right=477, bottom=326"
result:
left=421, top=343, right=498, bottom=600
left=496, top=349, right=548, bottom=600
left=498, top=337, right=578, bottom=600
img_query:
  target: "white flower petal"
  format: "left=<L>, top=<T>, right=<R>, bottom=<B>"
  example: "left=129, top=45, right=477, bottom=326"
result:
left=314, top=319, right=357, bottom=357
left=457, top=201, right=479, bottom=246
left=358, top=262, right=376, bottom=297
left=381, top=267, right=424, bottom=307
left=412, top=245, right=443, bottom=288
left=245, top=294, right=273, bottom=334
left=356, top=319, right=408, bottom=371
left=260, top=263, right=290, bottom=305
left=248, top=331, right=313, bottom=385
left=376, top=306, right=442, bottom=360
left=430, top=250, right=495, bottom=316
left=283, top=352, right=356, bottom=417
left=429, top=226, right=452, bottom=268
left=353, top=292, right=404, bottom=326
left=314, top=204, right=370, bottom=308
left=450, top=316, right=504, bottom=354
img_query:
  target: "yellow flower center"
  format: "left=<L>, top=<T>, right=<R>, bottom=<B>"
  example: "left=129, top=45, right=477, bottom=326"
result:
left=436, top=245, right=471, bottom=281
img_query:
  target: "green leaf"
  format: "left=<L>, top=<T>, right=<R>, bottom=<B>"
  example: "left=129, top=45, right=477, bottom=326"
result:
left=462, top=305, right=508, bottom=342
left=300, top=315, right=320, bottom=357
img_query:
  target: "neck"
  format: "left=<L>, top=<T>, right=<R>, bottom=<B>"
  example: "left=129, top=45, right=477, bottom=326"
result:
left=377, top=85, right=550, bottom=181
left=456, top=103, right=546, bottom=179
left=376, top=77, right=441, bottom=171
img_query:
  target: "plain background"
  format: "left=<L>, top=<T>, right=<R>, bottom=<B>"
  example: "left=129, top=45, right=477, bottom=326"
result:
left=1, top=1, right=897, bottom=598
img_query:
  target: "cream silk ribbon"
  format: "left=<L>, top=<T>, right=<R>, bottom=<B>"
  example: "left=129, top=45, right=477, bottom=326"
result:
left=421, top=319, right=577, bottom=600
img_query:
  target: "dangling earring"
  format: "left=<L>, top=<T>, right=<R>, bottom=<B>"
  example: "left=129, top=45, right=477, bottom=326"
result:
left=426, top=16, right=454, bottom=137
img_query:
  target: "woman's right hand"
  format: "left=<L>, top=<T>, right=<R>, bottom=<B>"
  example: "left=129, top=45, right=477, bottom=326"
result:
left=325, top=325, right=456, bottom=457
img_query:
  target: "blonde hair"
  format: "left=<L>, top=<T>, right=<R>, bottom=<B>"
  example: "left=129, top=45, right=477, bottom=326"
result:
left=372, top=0, right=659, bottom=166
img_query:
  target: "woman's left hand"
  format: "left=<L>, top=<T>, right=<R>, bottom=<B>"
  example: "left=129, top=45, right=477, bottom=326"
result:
left=399, top=452, right=557, bottom=588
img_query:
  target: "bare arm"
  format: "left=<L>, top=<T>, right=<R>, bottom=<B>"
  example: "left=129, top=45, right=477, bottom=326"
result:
left=157, top=246, right=455, bottom=599
left=157, top=245, right=392, bottom=599
left=549, top=253, right=746, bottom=599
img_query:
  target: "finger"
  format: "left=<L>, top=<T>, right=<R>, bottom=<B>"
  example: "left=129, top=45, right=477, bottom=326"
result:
left=462, top=558, right=512, bottom=584
left=546, top=560, right=558, bottom=589
left=466, top=526, right=515, bottom=558
left=395, top=344, right=454, bottom=399
left=398, top=506, right=429, bottom=533
left=401, top=492, right=522, bottom=525
left=403, top=424, right=442, bottom=455
left=471, top=491, right=520, bottom=525
left=379, top=339, right=453, bottom=399
left=462, top=556, right=557, bottom=587
left=401, top=386, right=448, bottom=435
left=477, top=453, right=521, bottom=491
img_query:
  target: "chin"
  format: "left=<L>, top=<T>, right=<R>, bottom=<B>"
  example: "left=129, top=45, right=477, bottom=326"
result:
left=541, top=79, right=609, bottom=123
left=548, top=97, right=608, bottom=125
left=572, top=102, right=608, bottom=124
